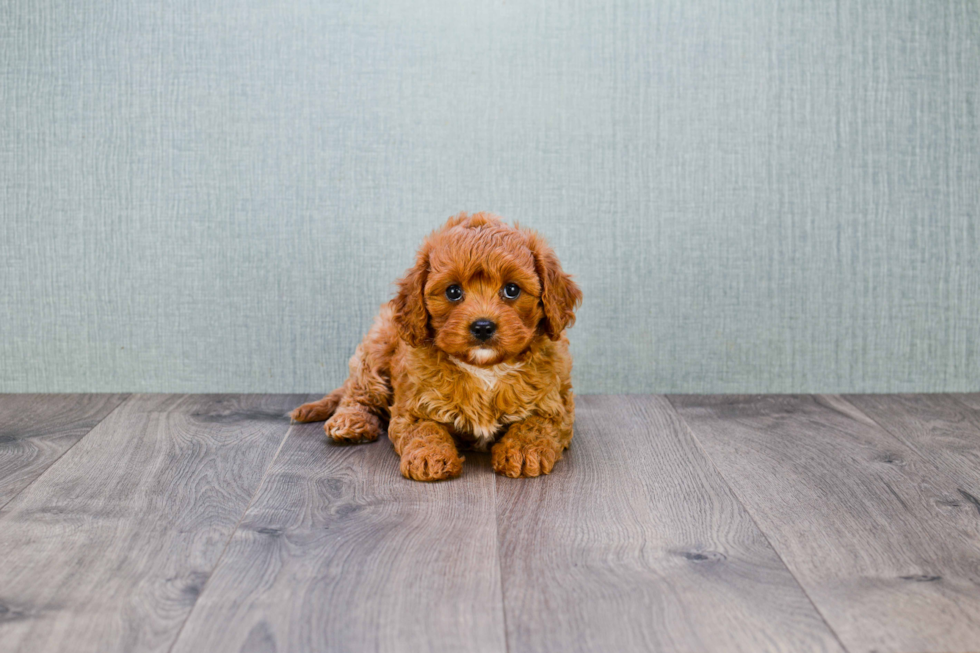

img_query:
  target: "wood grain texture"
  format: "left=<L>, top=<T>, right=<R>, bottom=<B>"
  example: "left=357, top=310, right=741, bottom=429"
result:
left=0, top=394, right=128, bottom=507
left=669, top=394, right=980, bottom=653
left=950, top=393, right=980, bottom=412
left=0, top=394, right=304, bottom=653
left=843, top=394, right=980, bottom=493
left=169, top=421, right=507, bottom=653
left=496, top=395, right=844, bottom=653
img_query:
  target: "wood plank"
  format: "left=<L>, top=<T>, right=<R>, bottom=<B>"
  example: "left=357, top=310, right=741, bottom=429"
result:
left=0, top=393, right=305, bottom=653
left=496, top=395, right=844, bottom=653
left=843, top=394, right=980, bottom=493
left=669, top=394, right=980, bottom=653
left=0, top=394, right=129, bottom=507
left=169, top=421, right=507, bottom=653
left=950, top=393, right=980, bottom=412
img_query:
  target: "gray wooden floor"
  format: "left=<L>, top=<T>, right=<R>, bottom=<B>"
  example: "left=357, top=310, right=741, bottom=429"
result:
left=1, top=394, right=979, bottom=653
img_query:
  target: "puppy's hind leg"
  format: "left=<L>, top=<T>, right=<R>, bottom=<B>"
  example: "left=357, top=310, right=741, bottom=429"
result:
left=296, top=305, right=397, bottom=443
left=291, top=387, right=345, bottom=423
left=325, top=313, right=397, bottom=443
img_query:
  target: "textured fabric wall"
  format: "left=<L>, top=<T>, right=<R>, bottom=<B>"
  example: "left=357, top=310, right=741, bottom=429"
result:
left=2, top=0, right=978, bottom=393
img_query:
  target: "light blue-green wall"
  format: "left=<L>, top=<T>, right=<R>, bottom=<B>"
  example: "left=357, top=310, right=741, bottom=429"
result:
left=2, top=0, right=979, bottom=394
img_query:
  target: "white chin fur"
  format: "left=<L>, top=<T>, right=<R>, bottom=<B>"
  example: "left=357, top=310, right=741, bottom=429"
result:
left=469, top=348, right=497, bottom=364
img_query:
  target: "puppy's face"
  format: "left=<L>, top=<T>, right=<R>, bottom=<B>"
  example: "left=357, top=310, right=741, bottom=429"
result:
left=425, top=233, right=543, bottom=365
left=393, top=213, right=582, bottom=366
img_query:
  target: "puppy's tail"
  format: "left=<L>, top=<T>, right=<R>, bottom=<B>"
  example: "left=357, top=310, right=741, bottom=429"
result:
left=289, top=387, right=345, bottom=424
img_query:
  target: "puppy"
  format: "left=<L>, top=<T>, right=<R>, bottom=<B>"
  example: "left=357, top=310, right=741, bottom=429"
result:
left=291, top=212, right=582, bottom=481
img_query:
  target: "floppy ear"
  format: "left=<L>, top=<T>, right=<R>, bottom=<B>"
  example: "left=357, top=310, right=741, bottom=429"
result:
left=529, top=232, right=583, bottom=340
left=391, top=243, right=432, bottom=347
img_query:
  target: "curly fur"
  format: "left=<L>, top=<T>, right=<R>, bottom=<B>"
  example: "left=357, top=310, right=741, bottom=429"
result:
left=292, top=212, right=582, bottom=481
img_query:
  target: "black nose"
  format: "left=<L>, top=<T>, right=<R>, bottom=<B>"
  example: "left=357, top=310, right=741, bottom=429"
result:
left=469, top=319, right=497, bottom=342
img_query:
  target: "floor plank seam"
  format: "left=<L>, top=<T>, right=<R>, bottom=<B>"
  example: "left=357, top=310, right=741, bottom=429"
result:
left=11, top=394, right=980, bottom=652
left=492, top=477, right=512, bottom=653
left=0, top=393, right=132, bottom=513
left=945, top=392, right=980, bottom=414
left=832, top=394, right=932, bottom=462
left=835, top=394, right=980, bottom=491
left=664, top=395, right=854, bottom=653
left=164, top=416, right=299, bottom=653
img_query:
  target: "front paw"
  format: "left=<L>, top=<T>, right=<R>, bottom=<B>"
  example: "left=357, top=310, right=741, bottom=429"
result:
left=491, top=439, right=560, bottom=478
left=325, top=407, right=381, bottom=443
left=400, top=443, right=463, bottom=482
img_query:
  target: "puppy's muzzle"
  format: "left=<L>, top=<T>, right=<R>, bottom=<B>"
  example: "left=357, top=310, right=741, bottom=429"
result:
left=469, top=319, right=497, bottom=342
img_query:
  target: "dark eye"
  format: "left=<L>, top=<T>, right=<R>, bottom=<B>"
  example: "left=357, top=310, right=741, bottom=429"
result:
left=502, top=283, right=521, bottom=300
left=445, top=284, right=463, bottom=301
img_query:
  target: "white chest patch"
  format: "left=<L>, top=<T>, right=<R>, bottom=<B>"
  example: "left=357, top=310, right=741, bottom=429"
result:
left=449, top=357, right=525, bottom=391
left=445, top=356, right=529, bottom=450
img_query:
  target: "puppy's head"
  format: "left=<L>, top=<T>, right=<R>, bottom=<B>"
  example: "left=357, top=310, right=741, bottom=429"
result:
left=392, top=212, right=582, bottom=366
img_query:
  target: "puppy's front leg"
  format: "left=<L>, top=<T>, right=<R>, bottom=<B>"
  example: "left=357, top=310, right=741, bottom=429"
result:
left=492, top=414, right=568, bottom=478
left=389, top=417, right=463, bottom=482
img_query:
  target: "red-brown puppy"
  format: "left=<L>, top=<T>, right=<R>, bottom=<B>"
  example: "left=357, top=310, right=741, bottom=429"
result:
left=292, top=212, right=582, bottom=481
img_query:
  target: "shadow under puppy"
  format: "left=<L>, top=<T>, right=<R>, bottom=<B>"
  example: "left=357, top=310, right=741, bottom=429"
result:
left=292, top=212, right=582, bottom=481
